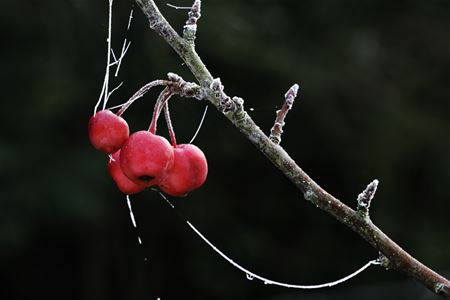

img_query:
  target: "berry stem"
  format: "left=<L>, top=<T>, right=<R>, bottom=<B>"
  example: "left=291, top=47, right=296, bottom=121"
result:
left=148, top=90, right=164, bottom=134
left=117, top=79, right=167, bottom=117
left=149, top=88, right=173, bottom=134
left=164, top=101, right=177, bottom=147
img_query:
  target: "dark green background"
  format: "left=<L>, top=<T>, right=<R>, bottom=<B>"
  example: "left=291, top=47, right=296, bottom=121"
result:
left=1, top=0, right=449, bottom=299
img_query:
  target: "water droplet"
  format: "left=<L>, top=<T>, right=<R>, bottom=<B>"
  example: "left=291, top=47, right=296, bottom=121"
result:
left=249, top=108, right=254, bottom=111
left=246, top=273, right=254, bottom=280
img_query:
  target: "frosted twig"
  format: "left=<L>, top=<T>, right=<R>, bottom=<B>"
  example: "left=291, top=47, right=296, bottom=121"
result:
left=116, top=79, right=167, bottom=116
left=185, top=0, right=201, bottom=26
left=357, top=179, right=379, bottom=216
left=269, top=84, right=299, bottom=145
left=183, top=0, right=201, bottom=42
left=189, top=105, right=208, bottom=144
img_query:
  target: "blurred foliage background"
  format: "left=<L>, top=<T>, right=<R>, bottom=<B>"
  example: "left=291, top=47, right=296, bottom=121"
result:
left=1, top=0, right=449, bottom=299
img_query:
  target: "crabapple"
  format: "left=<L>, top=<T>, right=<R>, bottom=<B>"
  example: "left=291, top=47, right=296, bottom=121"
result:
left=120, top=131, right=174, bottom=184
left=88, top=110, right=129, bottom=154
left=108, top=150, right=149, bottom=194
left=159, top=144, right=208, bottom=197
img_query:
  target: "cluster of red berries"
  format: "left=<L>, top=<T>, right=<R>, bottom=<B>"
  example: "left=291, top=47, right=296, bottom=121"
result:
left=88, top=109, right=208, bottom=197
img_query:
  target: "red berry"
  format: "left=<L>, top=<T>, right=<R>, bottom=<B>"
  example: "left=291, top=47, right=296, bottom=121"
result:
left=88, top=110, right=129, bottom=154
left=120, top=131, right=174, bottom=184
left=159, top=144, right=208, bottom=197
left=108, top=150, right=149, bottom=194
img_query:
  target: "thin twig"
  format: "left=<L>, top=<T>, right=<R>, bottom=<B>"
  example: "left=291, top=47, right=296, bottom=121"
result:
left=269, top=84, right=299, bottom=145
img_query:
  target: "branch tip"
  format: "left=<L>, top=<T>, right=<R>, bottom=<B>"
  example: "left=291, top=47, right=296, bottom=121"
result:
left=357, top=179, right=379, bottom=215
left=269, top=83, right=300, bottom=145
left=285, top=83, right=299, bottom=104
left=183, top=0, right=201, bottom=42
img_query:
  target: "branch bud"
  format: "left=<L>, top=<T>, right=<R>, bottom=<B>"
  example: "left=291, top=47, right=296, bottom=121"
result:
left=357, top=179, right=379, bottom=215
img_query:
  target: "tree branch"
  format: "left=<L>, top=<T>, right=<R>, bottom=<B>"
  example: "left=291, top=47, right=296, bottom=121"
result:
left=134, top=0, right=450, bottom=297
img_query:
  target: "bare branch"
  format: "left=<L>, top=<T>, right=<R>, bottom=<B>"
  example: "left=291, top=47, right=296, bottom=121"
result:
left=269, top=84, right=299, bottom=145
left=134, top=1, right=450, bottom=298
